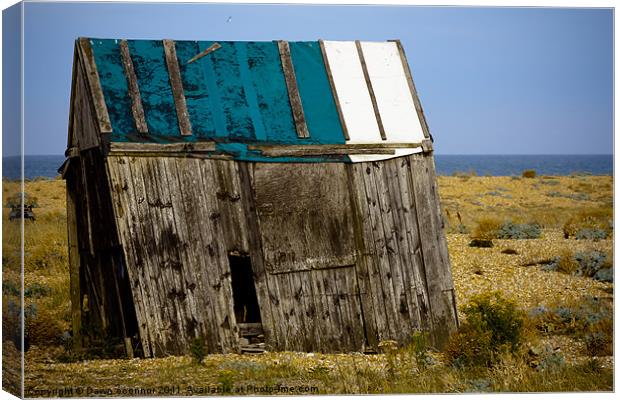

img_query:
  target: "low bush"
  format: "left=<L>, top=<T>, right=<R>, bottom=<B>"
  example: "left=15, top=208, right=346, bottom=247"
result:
left=575, top=228, right=607, bottom=241
left=539, top=250, right=611, bottom=282
left=555, top=250, right=578, bottom=275
left=445, top=292, right=525, bottom=367
left=526, top=343, right=567, bottom=372
left=496, top=222, right=541, bottom=239
left=563, top=209, right=612, bottom=239
left=594, top=267, right=613, bottom=283
left=471, top=217, right=502, bottom=240
left=573, top=251, right=610, bottom=278
left=522, top=170, right=537, bottom=178
left=528, top=296, right=612, bottom=356
left=25, top=306, right=64, bottom=347
left=190, top=336, right=207, bottom=364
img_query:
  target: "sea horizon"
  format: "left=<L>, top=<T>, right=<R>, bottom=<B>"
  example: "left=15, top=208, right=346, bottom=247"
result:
left=2, top=153, right=614, bottom=180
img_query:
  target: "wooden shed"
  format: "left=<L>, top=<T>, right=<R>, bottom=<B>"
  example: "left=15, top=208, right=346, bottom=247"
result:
left=61, top=37, right=458, bottom=357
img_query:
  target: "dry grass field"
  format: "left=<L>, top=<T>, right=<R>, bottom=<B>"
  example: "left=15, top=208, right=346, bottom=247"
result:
left=2, top=172, right=613, bottom=395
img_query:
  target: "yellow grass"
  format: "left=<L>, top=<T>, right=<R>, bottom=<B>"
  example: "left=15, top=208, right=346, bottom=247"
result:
left=2, top=174, right=613, bottom=395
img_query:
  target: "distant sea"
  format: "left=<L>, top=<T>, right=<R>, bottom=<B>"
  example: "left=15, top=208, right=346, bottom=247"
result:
left=1, top=154, right=613, bottom=180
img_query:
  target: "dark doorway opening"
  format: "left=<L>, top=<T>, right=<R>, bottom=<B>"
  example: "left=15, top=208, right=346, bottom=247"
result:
left=228, top=254, right=262, bottom=324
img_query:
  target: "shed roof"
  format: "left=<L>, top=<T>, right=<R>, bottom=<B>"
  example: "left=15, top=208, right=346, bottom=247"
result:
left=80, top=38, right=432, bottom=162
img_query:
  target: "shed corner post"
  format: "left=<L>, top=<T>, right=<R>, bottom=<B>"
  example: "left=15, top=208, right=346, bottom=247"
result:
left=65, top=171, right=83, bottom=350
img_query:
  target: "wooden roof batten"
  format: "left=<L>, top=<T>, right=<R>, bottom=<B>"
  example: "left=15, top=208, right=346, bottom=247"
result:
left=390, top=39, right=432, bottom=140
left=77, top=37, right=113, bottom=134
left=106, top=140, right=433, bottom=158
left=163, top=39, right=193, bottom=136
left=277, top=40, right=310, bottom=139
left=355, top=40, right=387, bottom=141
left=119, top=40, right=149, bottom=134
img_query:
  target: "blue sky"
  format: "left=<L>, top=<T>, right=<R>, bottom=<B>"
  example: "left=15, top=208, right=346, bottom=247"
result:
left=3, top=2, right=614, bottom=156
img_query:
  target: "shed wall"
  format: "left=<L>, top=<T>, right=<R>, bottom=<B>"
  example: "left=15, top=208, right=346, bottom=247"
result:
left=105, top=153, right=457, bottom=356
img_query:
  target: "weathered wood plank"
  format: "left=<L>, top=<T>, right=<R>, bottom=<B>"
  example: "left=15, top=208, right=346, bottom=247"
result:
left=369, top=161, right=413, bottom=343
left=73, top=56, right=101, bottom=150
left=391, top=40, right=431, bottom=139
left=391, top=157, right=430, bottom=332
left=348, top=163, right=390, bottom=344
left=67, top=43, right=79, bottom=148
left=308, top=269, right=331, bottom=352
left=408, top=153, right=457, bottom=347
left=119, top=40, right=148, bottom=134
left=140, top=158, right=188, bottom=355
left=298, top=269, right=320, bottom=350
left=321, top=268, right=345, bottom=350
left=277, top=41, right=310, bottom=139
left=212, top=161, right=250, bottom=253
left=340, top=267, right=366, bottom=351
left=109, top=252, right=133, bottom=358
left=172, top=158, right=225, bottom=353
left=345, top=164, right=378, bottom=349
left=248, top=142, right=422, bottom=152
left=66, top=173, right=82, bottom=350
left=287, top=271, right=311, bottom=351
left=319, top=40, right=350, bottom=141
left=161, top=158, right=215, bottom=349
left=355, top=41, right=386, bottom=140
left=128, top=156, right=177, bottom=356
left=237, top=162, right=278, bottom=350
left=260, top=148, right=394, bottom=157
left=78, top=38, right=112, bottom=133
left=106, top=156, right=154, bottom=357
left=186, top=42, right=221, bottom=64
left=109, top=141, right=216, bottom=153
left=360, top=162, right=401, bottom=341
left=184, top=158, right=237, bottom=353
left=264, top=273, right=289, bottom=350
left=383, top=158, right=423, bottom=331
left=78, top=156, right=96, bottom=255
left=199, top=160, right=243, bottom=352
left=163, top=39, right=192, bottom=136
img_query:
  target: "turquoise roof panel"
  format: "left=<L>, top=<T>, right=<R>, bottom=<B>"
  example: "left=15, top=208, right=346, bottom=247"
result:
left=175, top=41, right=217, bottom=139
left=289, top=41, right=346, bottom=144
left=127, top=40, right=181, bottom=136
left=244, top=41, right=296, bottom=143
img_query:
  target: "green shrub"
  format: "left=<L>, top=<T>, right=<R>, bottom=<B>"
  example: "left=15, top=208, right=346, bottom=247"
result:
left=594, top=268, right=613, bottom=282
left=190, top=336, right=206, bottom=364
left=25, top=306, right=64, bottom=347
left=540, top=250, right=611, bottom=281
left=575, top=228, right=607, bottom=241
left=444, top=317, right=494, bottom=368
left=574, top=251, right=610, bottom=278
left=445, top=292, right=524, bottom=367
left=563, top=209, right=612, bottom=239
left=408, top=331, right=432, bottom=370
left=527, top=343, right=567, bottom=372
left=496, top=221, right=541, bottom=239
left=522, top=170, right=537, bottom=178
left=528, top=296, right=612, bottom=356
